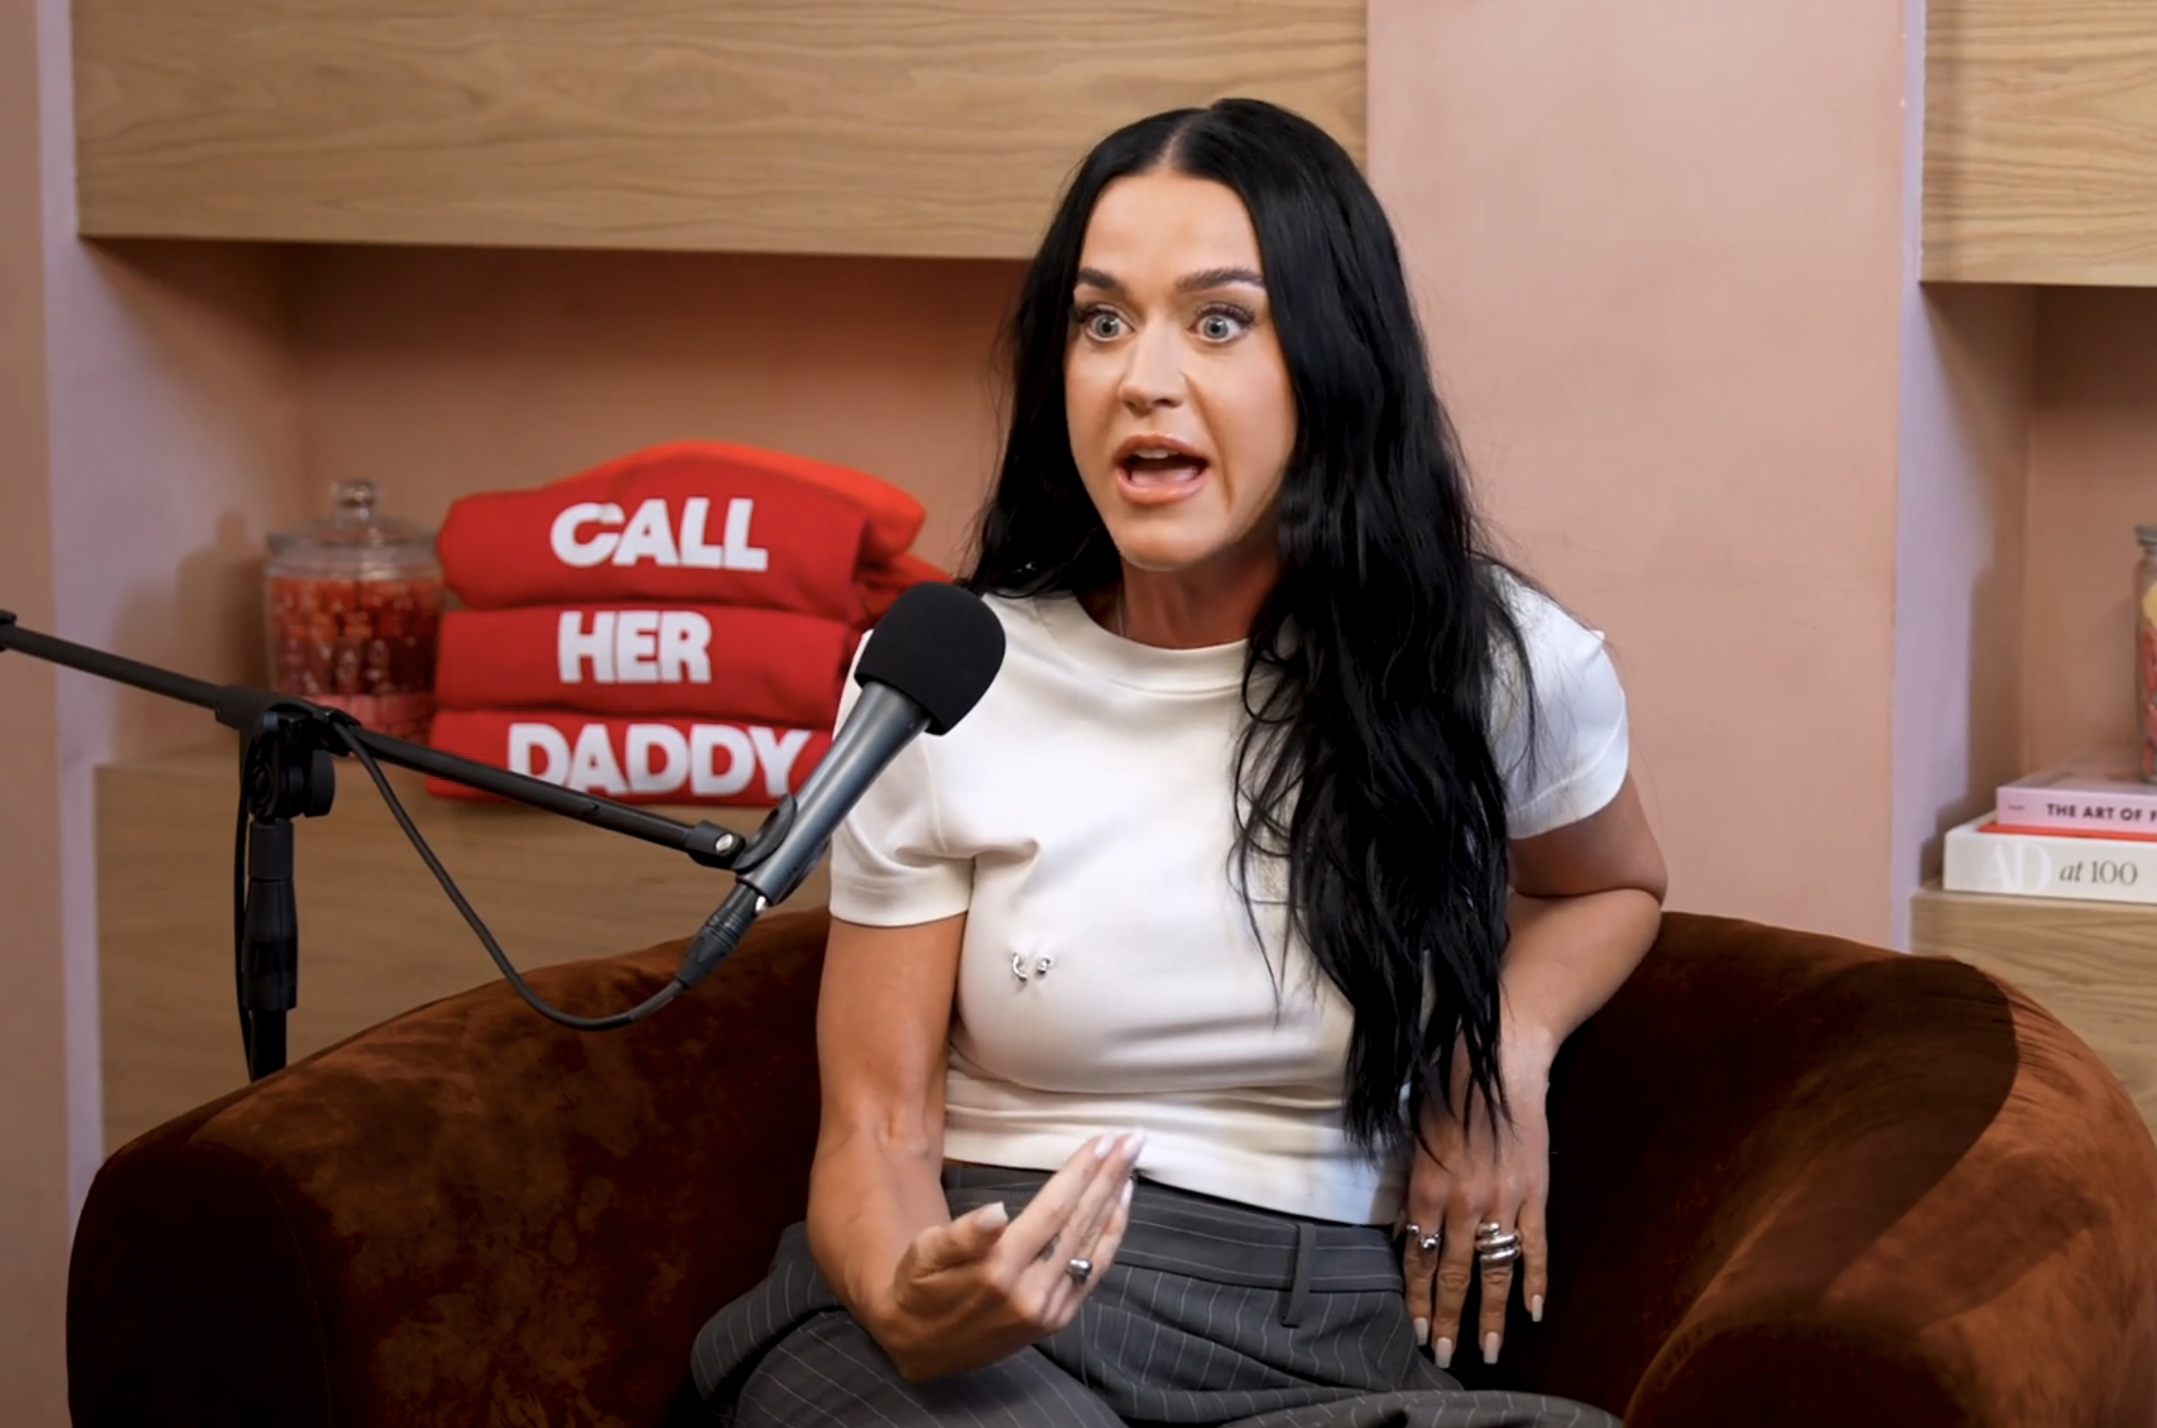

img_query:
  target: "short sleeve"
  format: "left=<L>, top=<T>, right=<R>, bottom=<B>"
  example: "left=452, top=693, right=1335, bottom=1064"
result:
left=1489, top=578, right=1631, bottom=841
left=825, top=642, right=975, bottom=926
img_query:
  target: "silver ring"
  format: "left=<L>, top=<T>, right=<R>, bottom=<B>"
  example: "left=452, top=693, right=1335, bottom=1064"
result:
left=1064, top=1256, right=1093, bottom=1284
left=1474, top=1222, right=1523, bottom=1267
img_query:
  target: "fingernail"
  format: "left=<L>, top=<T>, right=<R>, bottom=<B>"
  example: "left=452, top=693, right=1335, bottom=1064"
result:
left=1434, top=1336, right=1454, bottom=1369
left=978, top=1201, right=1009, bottom=1228
left=1094, top=1133, right=1115, bottom=1159
left=1530, top=1294, right=1545, bottom=1323
left=1482, top=1331, right=1502, bottom=1364
left=1123, top=1126, right=1149, bottom=1155
left=1120, top=1179, right=1134, bottom=1208
left=1413, top=1317, right=1429, bottom=1346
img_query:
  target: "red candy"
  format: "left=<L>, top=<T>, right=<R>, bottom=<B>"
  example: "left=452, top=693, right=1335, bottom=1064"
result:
left=266, top=574, right=442, bottom=740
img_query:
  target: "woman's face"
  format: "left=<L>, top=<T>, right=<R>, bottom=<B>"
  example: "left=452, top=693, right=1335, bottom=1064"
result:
left=1064, top=170, right=1297, bottom=585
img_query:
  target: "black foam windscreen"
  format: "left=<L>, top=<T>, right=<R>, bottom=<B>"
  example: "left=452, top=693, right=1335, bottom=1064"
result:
left=854, top=582, right=1007, bottom=736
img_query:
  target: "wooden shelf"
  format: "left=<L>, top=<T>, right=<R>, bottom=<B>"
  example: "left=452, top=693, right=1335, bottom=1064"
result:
left=95, top=741, right=828, bottom=1154
left=70, top=0, right=1365, bottom=259
left=1924, top=1, right=2157, bottom=285
left=1911, top=882, right=2157, bottom=1138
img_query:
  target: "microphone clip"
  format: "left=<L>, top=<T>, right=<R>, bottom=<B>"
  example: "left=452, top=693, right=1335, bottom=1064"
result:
left=230, top=700, right=348, bottom=1082
left=724, top=795, right=798, bottom=880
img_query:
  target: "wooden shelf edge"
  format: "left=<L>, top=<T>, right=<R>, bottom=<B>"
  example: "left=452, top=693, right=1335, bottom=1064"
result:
left=1911, top=880, right=2157, bottom=921
left=1917, top=254, right=2157, bottom=289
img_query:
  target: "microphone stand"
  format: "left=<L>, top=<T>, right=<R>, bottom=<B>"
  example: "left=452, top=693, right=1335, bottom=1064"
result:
left=0, top=608, right=757, bottom=1081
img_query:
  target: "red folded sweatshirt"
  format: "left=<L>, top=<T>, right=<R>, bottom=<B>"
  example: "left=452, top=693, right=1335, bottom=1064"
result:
left=858, top=552, right=953, bottom=626
left=434, top=604, right=858, bottom=727
left=436, top=442, right=931, bottom=624
left=426, top=711, right=831, bottom=807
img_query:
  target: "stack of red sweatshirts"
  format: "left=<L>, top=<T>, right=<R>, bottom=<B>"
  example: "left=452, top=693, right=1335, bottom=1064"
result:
left=424, top=441, right=945, bottom=806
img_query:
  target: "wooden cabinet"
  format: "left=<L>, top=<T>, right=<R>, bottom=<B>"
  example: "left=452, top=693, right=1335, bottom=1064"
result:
left=1911, top=883, right=2157, bottom=1139
left=96, top=742, right=827, bottom=1152
left=1925, top=1, right=2157, bottom=284
left=71, top=0, right=1365, bottom=259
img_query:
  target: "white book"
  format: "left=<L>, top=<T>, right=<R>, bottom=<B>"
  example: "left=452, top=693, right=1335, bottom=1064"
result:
left=1941, top=813, right=2157, bottom=905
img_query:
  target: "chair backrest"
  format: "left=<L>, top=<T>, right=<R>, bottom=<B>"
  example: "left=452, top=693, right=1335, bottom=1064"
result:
left=1474, top=911, right=2157, bottom=1428
left=67, top=907, right=2157, bottom=1428
left=68, top=909, right=836, bottom=1428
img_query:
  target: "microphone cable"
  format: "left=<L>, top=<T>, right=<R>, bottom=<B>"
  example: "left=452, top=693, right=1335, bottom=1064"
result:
left=229, top=720, right=688, bottom=1044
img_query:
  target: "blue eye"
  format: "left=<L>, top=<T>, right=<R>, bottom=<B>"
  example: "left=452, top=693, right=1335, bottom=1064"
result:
left=1197, top=307, right=1253, bottom=341
left=1077, top=307, right=1126, bottom=340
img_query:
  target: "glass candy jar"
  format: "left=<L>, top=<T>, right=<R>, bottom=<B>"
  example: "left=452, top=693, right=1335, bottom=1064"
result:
left=266, top=480, right=443, bottom=741
left=2140, top=523, right=2157, bottom=782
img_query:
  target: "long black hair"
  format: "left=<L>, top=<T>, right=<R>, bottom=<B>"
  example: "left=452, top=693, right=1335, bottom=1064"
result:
left=965, top=98, right=1535, bottom=1160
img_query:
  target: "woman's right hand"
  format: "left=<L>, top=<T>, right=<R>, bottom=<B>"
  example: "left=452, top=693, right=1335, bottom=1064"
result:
left=871, top=1129, right=1145, bottom=1381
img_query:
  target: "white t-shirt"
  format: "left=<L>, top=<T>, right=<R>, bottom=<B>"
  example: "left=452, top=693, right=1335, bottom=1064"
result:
left=828, top=579, right=1630, bottom=1225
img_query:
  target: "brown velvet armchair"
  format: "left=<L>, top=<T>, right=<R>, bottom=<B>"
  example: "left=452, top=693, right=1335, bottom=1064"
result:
left=67, top=909, right=2157, bottom=1427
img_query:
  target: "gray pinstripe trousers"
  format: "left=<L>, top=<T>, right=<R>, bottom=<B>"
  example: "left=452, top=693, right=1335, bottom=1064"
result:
left=688, top=1166, right=1620, bottom=1427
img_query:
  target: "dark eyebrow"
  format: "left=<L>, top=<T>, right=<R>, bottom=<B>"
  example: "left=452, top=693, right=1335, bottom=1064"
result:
left=1074, top=265, right=1266, bottom=295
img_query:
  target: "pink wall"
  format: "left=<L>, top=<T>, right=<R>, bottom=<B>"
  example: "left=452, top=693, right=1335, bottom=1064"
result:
left=2026, top=288, right=2157, bottom=766
left=1368, top=0, right=1910, bottom=944
left=40, top=243, right=306, bottom=1249
left=1891, top=283, right=2034, bottom=942
left=0, top=0, right=67, bottom=1410
left=293, top=247, right=1023, bottom=575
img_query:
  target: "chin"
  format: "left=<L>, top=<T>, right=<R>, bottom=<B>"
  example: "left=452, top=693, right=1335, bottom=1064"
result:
left=1107, top=530, right=1224, bottom=575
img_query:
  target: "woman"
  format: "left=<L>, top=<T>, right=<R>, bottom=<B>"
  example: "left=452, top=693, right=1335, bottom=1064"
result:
left=690, top=97, right=1666, bottom=1427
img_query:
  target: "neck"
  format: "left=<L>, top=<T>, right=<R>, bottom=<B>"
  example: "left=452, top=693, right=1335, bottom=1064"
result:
left=1117, top=552, right=1280, bottom=650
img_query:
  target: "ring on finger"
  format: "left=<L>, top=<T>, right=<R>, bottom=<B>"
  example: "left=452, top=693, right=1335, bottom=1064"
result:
left=1064, top=1256, right=1094, bottom=1285
left=1403, top=1223, right=1441, bottom=1254
left=1473, top=1222, right=1523, bottom=1266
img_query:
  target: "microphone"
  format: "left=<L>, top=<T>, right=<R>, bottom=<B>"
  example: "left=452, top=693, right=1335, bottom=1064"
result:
left=675, top=581, right=1006, bottom=987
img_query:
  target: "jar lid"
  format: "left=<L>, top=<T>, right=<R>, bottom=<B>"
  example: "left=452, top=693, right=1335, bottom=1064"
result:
left=269, top=481, right=438, bottom=572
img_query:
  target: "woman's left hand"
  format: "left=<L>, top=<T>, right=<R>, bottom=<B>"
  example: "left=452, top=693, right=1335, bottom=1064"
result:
left=1399, top=1029, right=1555, bottom=1371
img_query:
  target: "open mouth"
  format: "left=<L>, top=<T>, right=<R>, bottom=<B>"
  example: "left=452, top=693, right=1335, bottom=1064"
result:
left=1116, top=442, right=1210, bottom=495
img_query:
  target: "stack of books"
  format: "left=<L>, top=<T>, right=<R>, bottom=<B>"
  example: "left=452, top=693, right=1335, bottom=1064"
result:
left=1943, top=751, right=2157, bottom=906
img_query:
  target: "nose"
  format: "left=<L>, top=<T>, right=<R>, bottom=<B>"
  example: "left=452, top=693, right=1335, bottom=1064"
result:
left=1116, top=322, right=1184, bottom=413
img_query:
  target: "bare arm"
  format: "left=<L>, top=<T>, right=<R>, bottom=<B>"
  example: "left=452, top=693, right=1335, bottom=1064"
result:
left=802, top=911, right=1143, bottom=1380
left=1407, top=772, right=1668, bottom=1366
left=1502, top=771, right=1669, bottom=1063
left=804, top=912, right=967, bottom=1329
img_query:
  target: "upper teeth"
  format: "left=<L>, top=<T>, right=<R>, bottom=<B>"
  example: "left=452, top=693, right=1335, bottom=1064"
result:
left=1136, top=448, right=1175, bottom=458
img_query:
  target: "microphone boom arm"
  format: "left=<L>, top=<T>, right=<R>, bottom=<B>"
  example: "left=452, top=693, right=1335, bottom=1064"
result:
left=0, top=607, right=750, bottom=1079
left=0, top=609, right=747, bottom=868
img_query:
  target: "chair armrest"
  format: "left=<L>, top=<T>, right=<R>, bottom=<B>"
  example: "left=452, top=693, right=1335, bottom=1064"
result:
left=67, top=908, right=833, bottom=1428
left=1487, top=911, right=2157, bottom=1426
